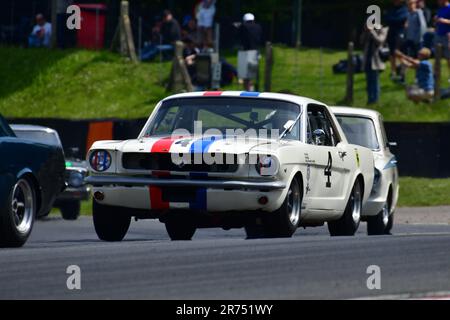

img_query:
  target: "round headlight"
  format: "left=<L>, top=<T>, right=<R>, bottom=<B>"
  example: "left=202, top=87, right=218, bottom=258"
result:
left=68, top=171, right=84, bottom=187
left=255, top=155, right=278, bottom=176
left=89, top=150, right=112, bottom=172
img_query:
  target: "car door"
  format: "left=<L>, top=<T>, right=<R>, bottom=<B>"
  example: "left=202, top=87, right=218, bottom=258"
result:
left=305, top=104, right=349, bottom=210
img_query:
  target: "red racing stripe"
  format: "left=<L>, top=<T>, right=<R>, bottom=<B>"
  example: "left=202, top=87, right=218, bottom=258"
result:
left=203, top=91, right=223, bottom=96
left=149, top=186, right=168, bottom=210
left=149, top=137, right=176, bottom=210
left=151, top=136, right=177, bottom=153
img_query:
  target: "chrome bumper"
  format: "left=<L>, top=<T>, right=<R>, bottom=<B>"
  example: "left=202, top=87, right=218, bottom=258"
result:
left=85, top=176, right=286, bottom=191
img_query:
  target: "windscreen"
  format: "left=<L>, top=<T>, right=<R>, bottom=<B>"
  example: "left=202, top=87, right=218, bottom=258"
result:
left=144, top=98, right=301, bottom=140
left=14, top=130, right=61, bottom=147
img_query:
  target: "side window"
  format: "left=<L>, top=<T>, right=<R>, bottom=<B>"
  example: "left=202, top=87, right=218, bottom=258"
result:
left=307, top=104, right=339, bottom=147
left=151, top=106, right=180, bottom=135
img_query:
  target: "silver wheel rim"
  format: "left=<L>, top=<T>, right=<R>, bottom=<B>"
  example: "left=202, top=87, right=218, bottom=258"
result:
left=11, top=179, right=34, bottom=234
left=382, top=202, right=390, bottom=226
left=351, top=184, right=362, bottom=224
left=287, top=181, right=301, bottom=226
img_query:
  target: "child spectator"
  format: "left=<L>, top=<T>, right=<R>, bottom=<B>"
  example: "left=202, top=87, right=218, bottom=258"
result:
left=396, top=48, right=435, bottom=102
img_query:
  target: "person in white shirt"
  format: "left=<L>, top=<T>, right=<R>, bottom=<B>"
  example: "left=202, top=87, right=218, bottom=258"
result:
left=196, top=0, right=216, bottom=48
left=29, top=14, right=52, bottom=48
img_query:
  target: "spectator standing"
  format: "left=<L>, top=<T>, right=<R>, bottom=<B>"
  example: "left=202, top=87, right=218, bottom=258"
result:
left=361, top=24, right=389, bottom=104
left=403, top=0, right=427, bottom=58
left=237, top=13, right=263, bottom=91
left=238, top=14, right=263, bottom=51
left=385, top=0, right=408, bottom=81
left=160, top=10, right=181, bottom=45
left=434, top=0, right=450, bottom=73
left=28, top=14, right=52, bottom=48
left=396, top=48, right=435, bottom=102
left=197, top=0, right=216, bottom=48
left=418, top=0, right=432, bottom=26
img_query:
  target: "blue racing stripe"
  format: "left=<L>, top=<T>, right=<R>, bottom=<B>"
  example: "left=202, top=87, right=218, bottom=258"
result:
left=190, top=188, right=207, bottom=210
left=189, top=173, right=207, bottom=210
left=189, top=136, right=221, bottom=153
left=240, top=91, right=260, bottom=97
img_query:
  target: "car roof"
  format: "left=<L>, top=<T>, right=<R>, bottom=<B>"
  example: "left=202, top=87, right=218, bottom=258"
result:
left=162, top=91, right=327, bottom=107
left=331, top=106, right=381, bottom=120
left=10, top=124, right=58, bottom=134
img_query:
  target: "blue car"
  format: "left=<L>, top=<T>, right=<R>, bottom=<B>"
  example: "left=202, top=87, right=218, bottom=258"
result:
left=0, top=115, right=65, bottom=247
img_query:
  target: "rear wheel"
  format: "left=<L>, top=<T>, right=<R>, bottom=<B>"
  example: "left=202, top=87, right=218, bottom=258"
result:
left=165, top=212, right=196, bottom=241
left=0, top=178, right=36, bottom=247
left=93, top=200, right=131, bottom=241
left=245, top=176, right=302, bottom=239
left=328, top=179, right=362, bottom=236
left=60, top=200, right=81, bottom=220
left=385, top=212, right=394, bottom=234
left=367, top=201, right=392, bottom=235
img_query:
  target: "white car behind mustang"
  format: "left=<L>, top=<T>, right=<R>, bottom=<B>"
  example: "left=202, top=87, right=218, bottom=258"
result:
left=86, top=92, right=375, bottom=240
left=332, top=107, right=399, bottom=235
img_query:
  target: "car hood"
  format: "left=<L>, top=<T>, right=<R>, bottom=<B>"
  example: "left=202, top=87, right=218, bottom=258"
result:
left=92, top=135, right=284, bottom=156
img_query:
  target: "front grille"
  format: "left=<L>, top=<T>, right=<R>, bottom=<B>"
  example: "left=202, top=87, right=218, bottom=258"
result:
left=122, top=153, right=239, bottom=173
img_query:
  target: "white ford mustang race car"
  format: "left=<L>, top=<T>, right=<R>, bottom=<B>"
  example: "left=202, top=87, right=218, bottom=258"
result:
left=332, top=107, right=399, bottom=235
left=86, top=92, right=374, bottom=240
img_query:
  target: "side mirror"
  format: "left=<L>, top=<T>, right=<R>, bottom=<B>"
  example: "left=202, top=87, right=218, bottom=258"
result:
left=388, top=142, right=397, bottom=148
left=313, top=129, right=326, bottom=146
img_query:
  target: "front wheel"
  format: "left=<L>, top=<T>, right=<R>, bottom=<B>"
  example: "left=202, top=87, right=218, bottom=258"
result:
left=0, top=178, right=36, bottom=247
left=246, top=176, right=302, bottom=239
left=60, top=200, right=81, bottom=220
left=328, top=179, right=362, bottom=236
left=93, top=200, right=131, bottom=241
left=165, top=212, right=196, bottom=241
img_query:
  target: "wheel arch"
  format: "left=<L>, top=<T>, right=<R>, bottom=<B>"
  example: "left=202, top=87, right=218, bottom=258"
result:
left=356, top=173, right=365, bottom=200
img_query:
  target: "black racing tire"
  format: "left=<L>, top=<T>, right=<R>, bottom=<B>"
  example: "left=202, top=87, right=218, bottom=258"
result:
left=0, top=177, right=36, bottom=248
left=367, top=201, right=392, bottom=235
left=328, top=179, right=362, bottom=236
left=165, top=212, right=197, bottom=241
left=244, top=223, right=265, bottom=239
left=245, top=176, right=302, bottom=239
left=385, top=212, right=394, bottom=235
left=93, top=200, right=131, bottom=242
left=60, top=200, right=81, bottom=221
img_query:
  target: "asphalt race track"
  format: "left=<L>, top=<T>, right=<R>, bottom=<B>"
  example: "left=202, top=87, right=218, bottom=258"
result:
left=0, top=216, right=449, bottom=299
